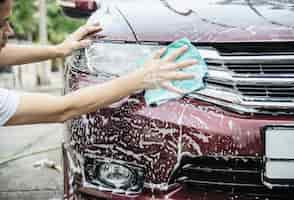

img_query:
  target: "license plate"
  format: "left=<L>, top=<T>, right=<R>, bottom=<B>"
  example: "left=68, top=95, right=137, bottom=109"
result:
left=263, top=126, right=294, bottom=188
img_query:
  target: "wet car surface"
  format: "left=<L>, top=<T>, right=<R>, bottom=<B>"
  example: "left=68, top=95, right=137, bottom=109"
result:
left=62, top=0, right=294, bottom=199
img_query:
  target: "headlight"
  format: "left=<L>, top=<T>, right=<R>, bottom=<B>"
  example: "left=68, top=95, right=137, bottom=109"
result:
left=85, top=41, right=163, bottom=76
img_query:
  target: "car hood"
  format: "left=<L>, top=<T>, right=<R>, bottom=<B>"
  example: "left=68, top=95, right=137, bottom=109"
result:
left=92, top=0, right=294, bottom=43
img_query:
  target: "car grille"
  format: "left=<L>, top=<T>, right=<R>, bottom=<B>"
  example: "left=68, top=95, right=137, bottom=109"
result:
left=193, top=48, right=294, bottom=114
left=227, top=63, right=294, bottom=75
left=176, top=156, right=294, bottom=199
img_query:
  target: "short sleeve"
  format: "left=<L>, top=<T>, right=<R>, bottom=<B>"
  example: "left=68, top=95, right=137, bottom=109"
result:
left=0, top=88, right=20, bottom=126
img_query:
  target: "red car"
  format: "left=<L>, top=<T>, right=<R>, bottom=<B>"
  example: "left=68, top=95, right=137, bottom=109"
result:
left=60, top=0, right=294, bottom=199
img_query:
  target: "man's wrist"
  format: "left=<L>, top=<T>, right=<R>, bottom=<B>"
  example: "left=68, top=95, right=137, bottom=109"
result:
left=53, top=44, right=67, bottom=58
left=126, top=69, right=147, bottom=91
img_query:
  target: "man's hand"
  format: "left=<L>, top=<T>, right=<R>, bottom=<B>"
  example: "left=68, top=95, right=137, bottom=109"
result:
left=136, top=46, right=197, bottom=94
left=0, top=23, right=103, bottom=66
left=55, top=23, right=103, bottom=57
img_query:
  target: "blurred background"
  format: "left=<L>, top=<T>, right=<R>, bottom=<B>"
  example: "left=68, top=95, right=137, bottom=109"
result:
left=0, top=0, right=85, bottom=91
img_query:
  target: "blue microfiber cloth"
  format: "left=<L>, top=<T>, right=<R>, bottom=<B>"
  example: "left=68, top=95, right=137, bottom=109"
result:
left=143, top=38, right=208, bottom=106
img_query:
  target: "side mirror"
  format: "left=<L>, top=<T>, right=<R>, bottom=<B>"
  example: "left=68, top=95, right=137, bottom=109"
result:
left=58, top=0, right=98, bottom=18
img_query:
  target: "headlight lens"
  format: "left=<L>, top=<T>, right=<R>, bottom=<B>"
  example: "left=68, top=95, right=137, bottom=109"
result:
left=85, top=42, right=163, bottom=76
left=98, top=163, right=134, bottom=188
left=89, top=161, right=145, bottom=194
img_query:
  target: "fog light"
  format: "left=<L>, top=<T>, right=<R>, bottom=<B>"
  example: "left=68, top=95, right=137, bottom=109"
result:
left=98, top=163, right=135, bottom=188
left=88, top=160, right=144, bottom=194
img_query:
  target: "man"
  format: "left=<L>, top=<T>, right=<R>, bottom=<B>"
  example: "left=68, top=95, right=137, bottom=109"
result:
left=0, top=0, right=196, bottom=126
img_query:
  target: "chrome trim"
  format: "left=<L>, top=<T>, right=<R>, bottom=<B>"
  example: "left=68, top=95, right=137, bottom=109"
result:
left=200, top=85, right=294, bottom=103
left=194, top=87, right=294, bottom=108
left=195, top=86, right=242, bottom=104
left=198, top=48, right=294, bottom=63
left=207, top=70, right=294, bottom=85
left=189, top=92, right=294, bottom=115
left=193, top=47, right=294, bottom=114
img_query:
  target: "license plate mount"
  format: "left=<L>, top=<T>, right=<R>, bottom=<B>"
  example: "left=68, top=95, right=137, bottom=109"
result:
left=262, top=125, right=294, bottom=188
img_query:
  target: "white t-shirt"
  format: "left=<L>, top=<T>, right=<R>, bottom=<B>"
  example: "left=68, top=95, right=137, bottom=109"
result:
left=0, top=88, right=19, bottom=126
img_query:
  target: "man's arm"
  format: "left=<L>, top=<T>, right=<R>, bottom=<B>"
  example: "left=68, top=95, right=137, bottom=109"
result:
left=6, top=47, right=196, bottom=125
left=0, top=44, right=63, bottom=66
left=6, top=70, right=144, bottom=125
left=0, top=24, right=102, bottom=66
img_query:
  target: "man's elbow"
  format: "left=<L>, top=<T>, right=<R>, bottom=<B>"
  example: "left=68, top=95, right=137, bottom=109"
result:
left=56, top=113, right=69, bottom=123
left=57, top=96, right=88, bottom=123
left=57, top=107, right=77, bottom=123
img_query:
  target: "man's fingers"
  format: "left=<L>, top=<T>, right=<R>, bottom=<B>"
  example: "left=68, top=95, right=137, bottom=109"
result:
left=84, top=27, right=103, bottom=38
left=175, top=59, right=197, bottom=70
left=153, top=48, right=166, bottom=59
left=90, top=22, right=101, bottom=26
left=163, top=71, right=195, bottom=81
left=76, top=40, right=92, bottom=49
left=95, top=34, right=107, bottom=39
left=83, top=26, right=103, bottom=38
left=164, top=59, right=197, bottom=71
left=72, top=25, right=103, bottom=40
left=163, top=45, right=188, bottom=61
left=160, top=82, right=186, bottom=95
